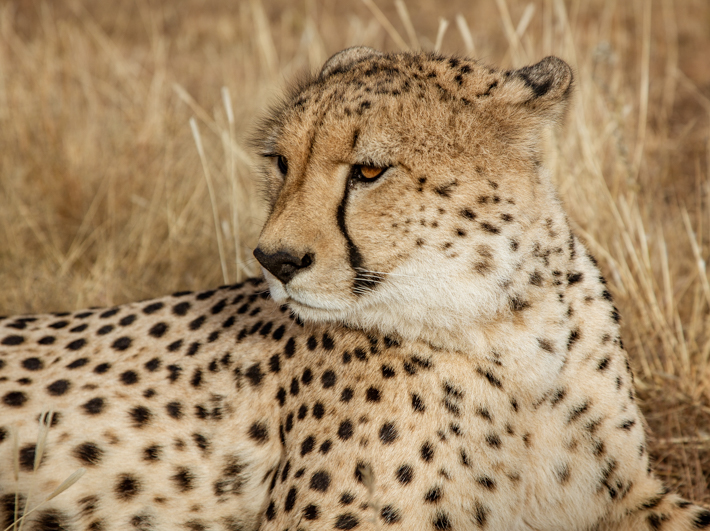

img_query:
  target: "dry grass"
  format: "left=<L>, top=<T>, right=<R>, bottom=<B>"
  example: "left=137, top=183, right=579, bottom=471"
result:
left=1, top=0, right=709, bottom=503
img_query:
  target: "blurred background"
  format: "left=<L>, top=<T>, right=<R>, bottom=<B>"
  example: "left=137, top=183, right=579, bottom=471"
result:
left=1, top=0, right=709, bottom=502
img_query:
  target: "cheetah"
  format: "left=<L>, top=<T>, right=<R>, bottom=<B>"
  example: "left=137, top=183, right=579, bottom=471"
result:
left=1, top=47, right=708, bottom=531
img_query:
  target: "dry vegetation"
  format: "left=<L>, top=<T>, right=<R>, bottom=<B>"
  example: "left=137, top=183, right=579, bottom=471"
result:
left=1, top=0, right=709, bottom=503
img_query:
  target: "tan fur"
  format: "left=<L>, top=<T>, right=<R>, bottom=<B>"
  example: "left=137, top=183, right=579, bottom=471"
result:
left=0, top=49, right=708, bottom=531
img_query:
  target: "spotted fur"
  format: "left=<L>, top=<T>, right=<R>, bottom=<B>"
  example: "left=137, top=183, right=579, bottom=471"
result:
left=1, top=48, right=708, bottom=531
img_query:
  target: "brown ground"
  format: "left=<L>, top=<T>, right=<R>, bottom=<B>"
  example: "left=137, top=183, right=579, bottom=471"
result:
left=1, top=0, right=709, bottom=504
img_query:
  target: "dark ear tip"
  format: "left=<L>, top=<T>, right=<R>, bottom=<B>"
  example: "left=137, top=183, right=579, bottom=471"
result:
left=516, top=56, right=573, bottom=100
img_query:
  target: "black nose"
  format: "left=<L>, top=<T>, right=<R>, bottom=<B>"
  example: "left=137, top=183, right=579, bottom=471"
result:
left=253, top=248, right=314, bottom=285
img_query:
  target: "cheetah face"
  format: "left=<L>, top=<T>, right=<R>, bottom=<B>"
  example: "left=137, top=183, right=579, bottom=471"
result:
left=253, top=47, right=572, bottom=346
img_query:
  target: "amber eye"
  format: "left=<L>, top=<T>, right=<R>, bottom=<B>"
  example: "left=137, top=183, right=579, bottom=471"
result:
left=276, top=155, right=288, bottom=176
left=353, top=165, right=386, bottom=183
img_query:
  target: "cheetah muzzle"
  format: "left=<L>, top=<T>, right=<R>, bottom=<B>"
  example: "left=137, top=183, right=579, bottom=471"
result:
left=1, top=47, right=708, bottom=531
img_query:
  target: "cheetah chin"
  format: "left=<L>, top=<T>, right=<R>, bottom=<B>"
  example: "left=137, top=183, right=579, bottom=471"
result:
left=1, top=47, right=709, bottom=531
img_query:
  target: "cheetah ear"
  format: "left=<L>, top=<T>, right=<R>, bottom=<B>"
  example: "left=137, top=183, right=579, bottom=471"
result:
left=497, top=56, right=573, bottom=121
left=320, top=46, right=383, bottom=78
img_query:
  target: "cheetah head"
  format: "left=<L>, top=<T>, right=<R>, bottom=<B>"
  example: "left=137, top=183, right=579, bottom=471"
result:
left=253, top=47, right=573, bottom=347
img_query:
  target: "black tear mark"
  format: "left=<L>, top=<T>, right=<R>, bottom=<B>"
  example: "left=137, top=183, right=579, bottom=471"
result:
left=337, top=169, right=379, bottom=296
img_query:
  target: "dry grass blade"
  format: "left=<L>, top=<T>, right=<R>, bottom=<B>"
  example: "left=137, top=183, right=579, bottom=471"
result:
left=190, top=118, right=229, bottom=284
left=434, top=18, right=449, bottom=53
left=3, top=469, right=86, bottom=531
left=395, top=0, right=419, bottom=50
left=361, top=0, right=409, bottom=50
left=455, top=14, right=475, bottom=56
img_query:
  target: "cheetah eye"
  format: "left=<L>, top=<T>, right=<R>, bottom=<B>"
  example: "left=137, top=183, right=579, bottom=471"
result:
left=276, top=155, right=288, bottom=176
left=352, top=165, right=387, bottom=183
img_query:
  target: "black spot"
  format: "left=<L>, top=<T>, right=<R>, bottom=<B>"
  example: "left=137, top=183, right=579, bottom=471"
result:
left=19, top=444, right=41, bottom=471
left=22, top=357, right=43, bottom=371
left=307, top=335, right=318, bottom=350
left=2, top=335, right=24, bottom=346
left=129, top=406, right=152, bottom=427
left=537, top=338, right=554, bottom=353
left=167, top=364, right=182, bottom=382
left=476, top=367, right=503, bottom=389
left=65, top=357, right=88, bottom=370
left=411, top=393, right=426, bottom=412
left=310, top=470, right=331, bottom=492
left=334, top=513, right=359, bottom=529
left=486, top=433, right=502, bottom=448
left=74, top=442, right=103, bottom=466
left=379, top=422, right=398, bottom=444
left=472, top=502, right=489, bottom=527
left=301, top=368, right=313, bottom=385
left=303, top=504, right=319, bottom=520
left=47, top=379, right=71, bottom=396
left=188, top=316, right=206, bottom=331
left=319, top=439, right=332, bottom=454
left=381, top=365, right=395, bottom=378
left=597, top=357, right=610, bottom=371
left=143, top=445, right=161, bottom=461
left=301, top=435, right=315, bottom=456
left=34, top=509, right=70, bottom=531
left=184, top=341, right=200, bottom=356
left=284, top=337, right=296, bottom=358
left=191, top=369, right=203, bottom=388
left=341, top=388, right=354, bottom=402
left=338, top=420, right=354, bottom=440
left=321, top=370, right=337, bottom=388
left=276, top=387, right=287, bottom=406
left=149, top=322, right=168, bottom=338
left=83, top=397, right=105, bottom=415
left=38, top=336, right=55, bottom=345
left=480, top=222, right=499, bottom=234
left=340, top=492, right=355, bottom=505
left=433, top=511, right=451, bottom=530
left=172, top=467, right=195, bottom=492
left=119, top=314, right=137, bottom=326
left=115, top=474, right=141, bottom=500
left=567, top=272, right=584, bottom=285
left=120, top=371, right=139, bottom=385
left=567, top=400, right=590, bottom=423
left=97, top=325, right=114, bottom=335
left=172, top=302, right=191, bottom=316
left=193, top=433, right=210, bottom=453
left=354, top=347, right=367, bottom=361
left=366, top=387, right=381, bottom=402
left=322, top=333, right=335, bottom=350
left=568, top=329, right=580, bottom=350
left=246, top=363, right=264, bottom=387
left=284, top=487, right=297, bottom=512
left=381, top=505, right=401, bottom=524
left=421, top=441, right=434, bottom=462
left=143, top=302, right=164, bottom=314
left=112, top=337, right=132, bottom=351
left=424, top=485, right=443, bottom=503
left=477, top=475, right=496, bottom=490
left=248, top=421, right=269, bottom=444
left=66, top=338, right=87, bottom=350
left=312, top=402, right=325, bottom=418
left=166, top=401, right=183, bottom=419
left=49, top=320, right=69, bottom=328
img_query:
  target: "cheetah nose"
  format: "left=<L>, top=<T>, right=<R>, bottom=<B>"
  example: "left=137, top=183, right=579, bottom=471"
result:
left=253, top=247, right=314, bottom=285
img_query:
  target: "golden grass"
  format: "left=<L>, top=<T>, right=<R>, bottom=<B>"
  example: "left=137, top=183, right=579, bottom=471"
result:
left=1, top=0, right=709, bottom=502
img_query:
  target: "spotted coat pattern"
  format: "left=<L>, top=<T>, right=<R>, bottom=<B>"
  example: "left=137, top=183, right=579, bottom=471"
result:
left=1, top=48, right=709, bottom=531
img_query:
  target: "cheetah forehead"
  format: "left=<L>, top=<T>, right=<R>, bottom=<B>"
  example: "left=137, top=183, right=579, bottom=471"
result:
left=255, top=49, right=573, bottom=165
